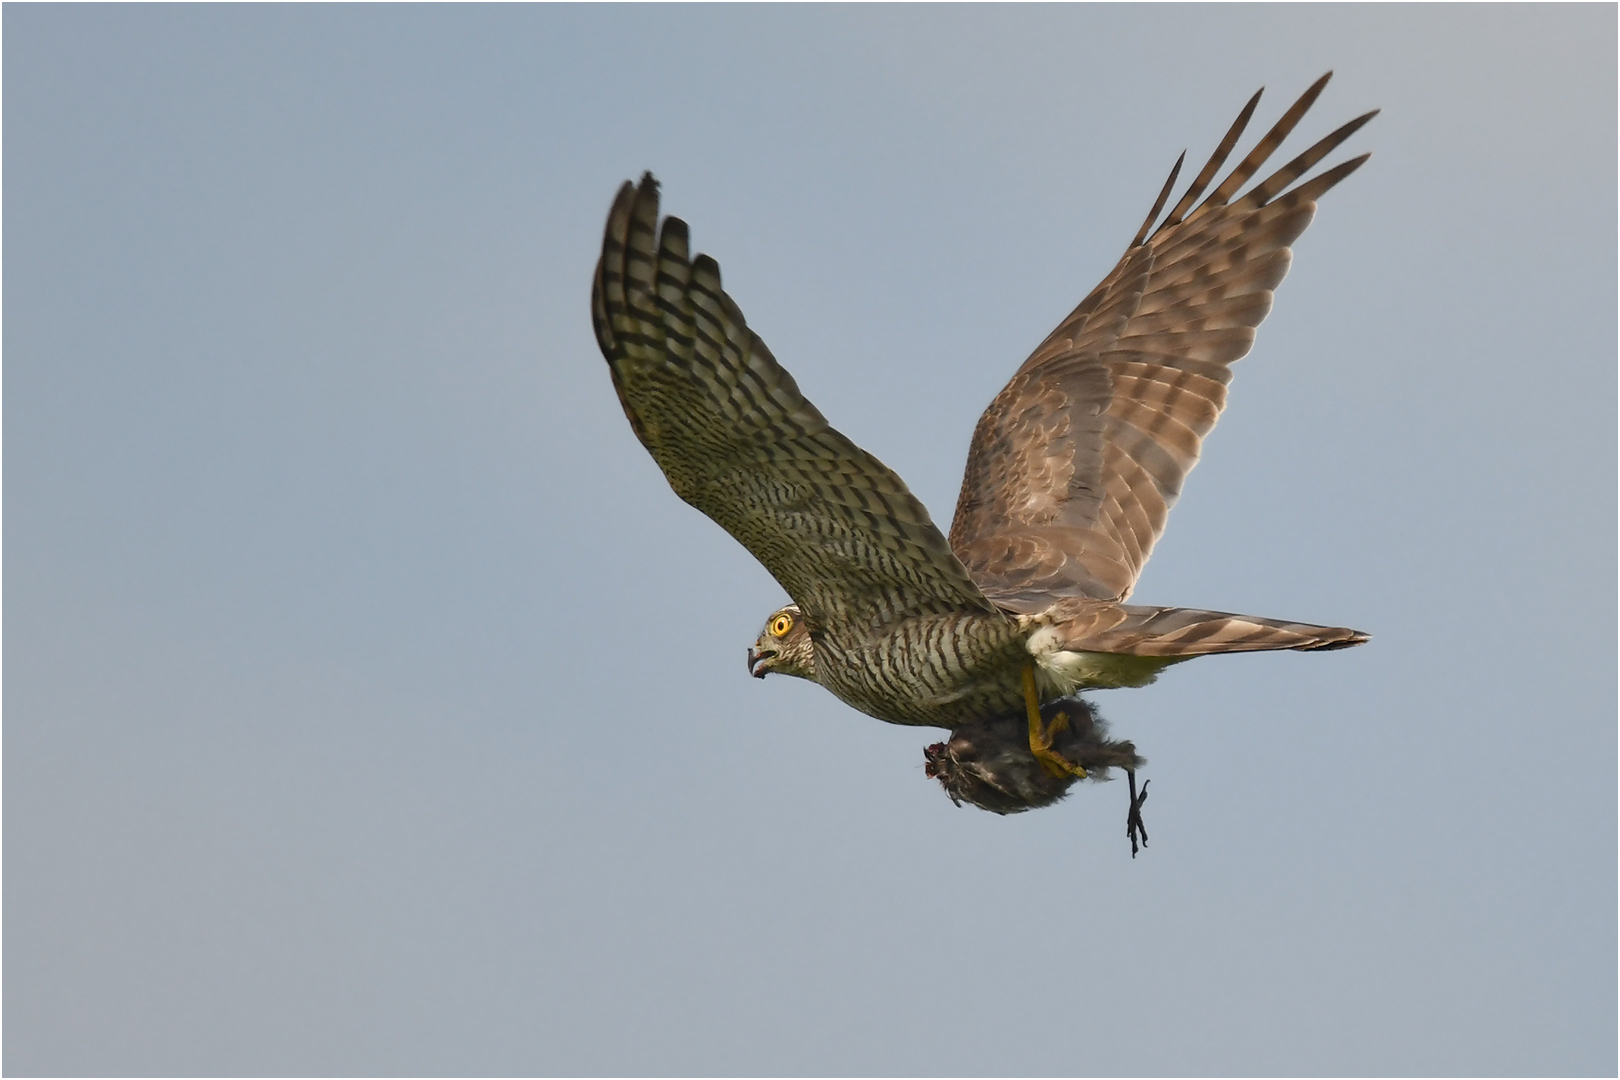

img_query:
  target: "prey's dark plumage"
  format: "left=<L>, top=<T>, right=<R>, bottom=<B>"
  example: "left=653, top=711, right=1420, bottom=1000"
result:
left=925, top=698, right=1150, bottom=855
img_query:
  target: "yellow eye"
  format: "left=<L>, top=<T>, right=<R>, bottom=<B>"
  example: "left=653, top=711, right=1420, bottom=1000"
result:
left=770, top=613, right=793, bottom=637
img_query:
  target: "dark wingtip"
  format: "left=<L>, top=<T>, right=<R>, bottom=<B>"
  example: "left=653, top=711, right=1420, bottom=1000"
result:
left=1132, top=150, right=1186, bottom=247
left=1311, top=630, right=1370, bottom=651
left=1157, top=85, right=1263, bottom=235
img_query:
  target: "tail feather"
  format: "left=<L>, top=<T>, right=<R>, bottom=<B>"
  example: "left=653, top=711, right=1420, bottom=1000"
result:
left=1059, top=603, right=1368, bottom=657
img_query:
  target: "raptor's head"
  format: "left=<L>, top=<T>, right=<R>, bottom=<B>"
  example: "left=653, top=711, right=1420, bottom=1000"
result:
left=747, top=605, right=816, bottom=681
left=924, top=697, right=1144, bottom=814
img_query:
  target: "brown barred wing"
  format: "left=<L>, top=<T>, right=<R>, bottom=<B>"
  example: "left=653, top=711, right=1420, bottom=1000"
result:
left=949, top=73, right=1376, bottom=610
left=592, top=174, right=998, bottom=633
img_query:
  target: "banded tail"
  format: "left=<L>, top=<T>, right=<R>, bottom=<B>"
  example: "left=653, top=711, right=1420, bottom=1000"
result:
left=1045, top=601, right=1368, bottom=658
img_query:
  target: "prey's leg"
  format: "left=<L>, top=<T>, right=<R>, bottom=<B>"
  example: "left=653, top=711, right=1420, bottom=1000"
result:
left=1126, top=770, right=1149, bottom=858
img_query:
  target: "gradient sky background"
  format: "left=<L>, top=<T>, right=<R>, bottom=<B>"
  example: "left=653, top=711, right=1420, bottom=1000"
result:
left=7, top=5, right=1615, bottom=1076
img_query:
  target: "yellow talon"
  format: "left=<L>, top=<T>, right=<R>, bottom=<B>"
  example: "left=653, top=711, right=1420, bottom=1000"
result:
left=1022, top=663, right=1086, bottom=779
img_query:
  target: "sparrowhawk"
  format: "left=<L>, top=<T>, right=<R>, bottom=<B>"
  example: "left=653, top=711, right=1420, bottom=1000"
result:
left=590, top=74, right=1372, bottom=845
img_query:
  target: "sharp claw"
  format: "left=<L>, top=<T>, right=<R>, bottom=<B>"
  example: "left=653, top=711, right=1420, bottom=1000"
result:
left=1036, top=755, right=1069, bottom=779
left=1022, top=664, right=1086, bottom=779
left=1029, top=710, right=1087, bottom=779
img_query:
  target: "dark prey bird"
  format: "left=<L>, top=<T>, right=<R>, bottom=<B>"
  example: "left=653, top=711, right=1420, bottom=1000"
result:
left=590, top=74, right=1372, bottom=838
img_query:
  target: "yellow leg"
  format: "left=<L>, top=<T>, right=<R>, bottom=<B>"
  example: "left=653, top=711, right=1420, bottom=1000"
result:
left=1023, top=663, right=1086, bottom=780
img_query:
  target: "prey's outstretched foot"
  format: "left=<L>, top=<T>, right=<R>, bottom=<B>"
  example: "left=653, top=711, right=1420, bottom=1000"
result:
left=1023, top=664, right=1087, bottom=780
left=1126, top=770, right=1149, bottom=858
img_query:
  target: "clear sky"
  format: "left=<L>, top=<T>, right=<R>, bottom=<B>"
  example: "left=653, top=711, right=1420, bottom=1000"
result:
left=6, top=5, right=1615, bottom=1075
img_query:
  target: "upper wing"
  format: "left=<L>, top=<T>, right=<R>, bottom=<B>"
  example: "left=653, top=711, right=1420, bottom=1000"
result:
left=949, top=73, right=1375, bottom=609
left=592, top=174, right=998, bottom=634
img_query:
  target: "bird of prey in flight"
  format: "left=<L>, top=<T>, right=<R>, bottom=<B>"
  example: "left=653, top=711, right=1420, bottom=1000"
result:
left=591, top=73, right=1372, bottom=849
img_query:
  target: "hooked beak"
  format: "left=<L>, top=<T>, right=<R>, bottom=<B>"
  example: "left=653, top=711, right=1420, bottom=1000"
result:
left=747, top=647, right=773, bottom=679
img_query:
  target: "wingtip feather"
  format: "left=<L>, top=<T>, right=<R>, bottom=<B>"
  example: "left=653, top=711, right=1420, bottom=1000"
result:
left=1132, top=150, right=1186, bottom=248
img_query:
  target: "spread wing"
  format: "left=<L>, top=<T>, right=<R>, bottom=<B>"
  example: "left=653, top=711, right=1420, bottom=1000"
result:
left=592, top=174, right=998, bottom=634
left=949, top=73, right=1376, bottom=609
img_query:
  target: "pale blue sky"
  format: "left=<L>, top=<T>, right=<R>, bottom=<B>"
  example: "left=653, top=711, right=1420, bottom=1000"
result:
left=7, top=5, right=1615, bottom=1075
